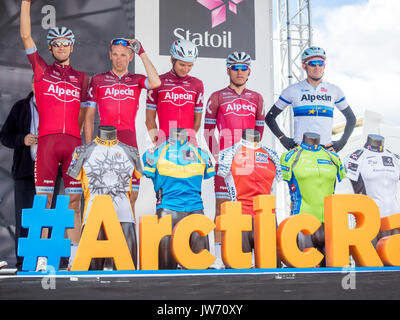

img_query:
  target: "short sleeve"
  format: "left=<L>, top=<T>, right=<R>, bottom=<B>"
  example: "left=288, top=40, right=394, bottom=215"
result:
left=146, top=86, right=159, bottom=111
left=201, top=150, right=216, bottom=180
left=142, top=147, right=159, bottom=179
left=138, top=75, right=150, bottom=90
left=194, top=80, right=204, bottom=113
left=336, top=156, right=347, bottom=182
left=204, top=91, right=220, bottom=129
left=262, top=146, right=282, bottom=182
left=67, top=146, right=85, bottom=180
left=86, top=76, right=99, bottom=108
left=280, top=149, right=296, bottom=181
left=333, top=85, right=348, bottom=111
left=80, top=73, right=89, bottom=106
left=274, top=86, right=292, bottom=110
left=27, top=49, right=48, bottom=82
left=343, top=150, right=363, bottom=182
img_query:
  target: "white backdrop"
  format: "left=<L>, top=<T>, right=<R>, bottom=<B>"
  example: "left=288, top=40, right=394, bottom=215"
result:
left=132, top=0, right=276, bottom=233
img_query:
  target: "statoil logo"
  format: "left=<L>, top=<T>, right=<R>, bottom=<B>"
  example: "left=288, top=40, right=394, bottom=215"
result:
left=159, top=0, right=255, bottom=59
left=197, top=0, right=245, bottom=28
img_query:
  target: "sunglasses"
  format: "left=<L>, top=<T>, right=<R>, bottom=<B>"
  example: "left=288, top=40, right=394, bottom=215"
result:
left=110, top=38, right=132, bottom=48
left=230, top=64, right=249, bottom=71
left=307, top=60, right=325, bottom=67
left=51, top=39, right=73, bottom=47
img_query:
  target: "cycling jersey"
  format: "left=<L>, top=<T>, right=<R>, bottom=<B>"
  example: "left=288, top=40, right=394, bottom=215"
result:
left=67, top=137, right=143, bottom=224
left=217, top=139, right=282, bottom=216
left=343, top=145, right=400, bottom=218
left=86, top=71, right=149, bottom=134
left=275, top=80, right=348, bottom=145
left=204, top=86, right=265, bottom=152
left=142, top=137, right=215, bottom=212
left=146, top=71, right=204, bottom=139
left=26, top=47, right=89, bottom=139
left=280, top=142, right=346, bottom=222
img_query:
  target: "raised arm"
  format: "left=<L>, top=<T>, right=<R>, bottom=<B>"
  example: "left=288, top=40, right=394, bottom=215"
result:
left=128, top=39, right=161, bottom=89
left=20, top=0, right=36, bottom=50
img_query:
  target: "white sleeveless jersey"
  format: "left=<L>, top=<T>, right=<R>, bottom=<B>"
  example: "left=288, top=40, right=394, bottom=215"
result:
left=275, top=80, right=348, bottom=145
left=343, top=147, right=400, bottom=218
left=67, top=137, right=143, bottom=224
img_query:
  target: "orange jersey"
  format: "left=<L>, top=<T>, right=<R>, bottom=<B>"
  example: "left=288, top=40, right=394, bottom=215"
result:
left=217, top=139, right=282, bottom=215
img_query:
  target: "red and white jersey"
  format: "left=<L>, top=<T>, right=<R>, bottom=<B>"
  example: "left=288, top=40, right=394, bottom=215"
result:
left=204, top=87, right=265, bottom=152
left=146, top=71, right=204, bottom=138
left=86, top=71, right=149, bottom=132
left=217, top=139, right=282, bottom=216
left=26, top=48, right=89, bottom=139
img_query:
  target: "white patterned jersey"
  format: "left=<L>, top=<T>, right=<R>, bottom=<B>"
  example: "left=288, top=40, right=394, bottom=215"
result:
left=67, top=137, right=143, bottom=224
left=344, top=146, right=400, bottom=218
left=275, top=80, right=348, bottom=145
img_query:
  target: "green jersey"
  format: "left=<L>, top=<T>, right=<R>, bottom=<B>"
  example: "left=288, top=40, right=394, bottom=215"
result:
left=280, top=142, right=346, bottom=222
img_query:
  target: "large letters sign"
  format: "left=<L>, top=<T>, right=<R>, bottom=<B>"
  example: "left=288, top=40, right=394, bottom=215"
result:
left=19, top=194, right=400, bottom=271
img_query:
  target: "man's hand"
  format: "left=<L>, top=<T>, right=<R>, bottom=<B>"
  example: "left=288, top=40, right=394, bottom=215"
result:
left=279, top=135, right=297, bottom=150
left=126, top=39, right=145, bottom=56
left=24, top=134, right=38, bottom=146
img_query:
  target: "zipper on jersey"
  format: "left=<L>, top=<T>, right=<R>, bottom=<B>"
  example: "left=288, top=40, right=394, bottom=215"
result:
left=118, top=79, right=121, bottom=125
left=63, top=70, right=66, bottom=134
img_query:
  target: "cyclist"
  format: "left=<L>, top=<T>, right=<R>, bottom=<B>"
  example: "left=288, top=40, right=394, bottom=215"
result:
left=84, top=37, right=160, bottom=219
left=20, top=0, right=89, bottom=267
left=203, top=51, right=265, bottom=268
left=145, top=39, right=204, bottom=145
left=265, top=46, right=356, bottom=152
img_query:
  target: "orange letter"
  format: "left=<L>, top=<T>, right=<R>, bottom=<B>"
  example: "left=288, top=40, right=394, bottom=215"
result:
left=139, top=214, right=172, bottom=270
left=376, top=213, right=400, bottom=266
left=216, top=201, right=252, bottom=269
left=253, top=195, right=277, bottom=268
left=71, top=195, right=135, bottom=271
left=171, top=214, right=215, bottom=269
left=325, top=194, right=383, bottom=267
left=277, top=214, right=324, bottom=268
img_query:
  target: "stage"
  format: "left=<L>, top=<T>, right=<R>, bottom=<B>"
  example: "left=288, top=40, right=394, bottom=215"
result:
left=1, top=267, right=400, bottom=300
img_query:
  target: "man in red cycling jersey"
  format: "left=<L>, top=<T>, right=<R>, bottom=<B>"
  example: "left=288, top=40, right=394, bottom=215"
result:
left=145, top=39, right=204, bottom=144
left=203, top=51, right=265, bottom=268
left=20, top=0, right=89, bottom=268
left=84, top=37, right=160, bottom=218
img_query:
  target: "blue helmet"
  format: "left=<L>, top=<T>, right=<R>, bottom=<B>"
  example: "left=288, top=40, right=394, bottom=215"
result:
left=170, top=39, right=198, bottom=63
left=301, top=46, right=326, bottom=62
left=47, top=27, right=75, bottom=45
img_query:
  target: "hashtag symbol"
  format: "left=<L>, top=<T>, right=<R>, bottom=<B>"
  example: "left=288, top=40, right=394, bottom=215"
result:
left=18, top=195, right=75, bottom=272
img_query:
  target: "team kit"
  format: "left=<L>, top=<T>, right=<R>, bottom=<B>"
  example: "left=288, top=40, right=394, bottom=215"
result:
left=16, top=0, right=400, bottom=271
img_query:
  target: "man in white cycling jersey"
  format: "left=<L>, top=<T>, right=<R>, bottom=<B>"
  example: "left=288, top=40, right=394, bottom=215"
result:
left=265, top=46, right=356, bottom=153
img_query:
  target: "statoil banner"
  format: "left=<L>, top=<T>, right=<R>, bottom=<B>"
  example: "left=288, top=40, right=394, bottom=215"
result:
left=159, top=0, right=256, bottom=59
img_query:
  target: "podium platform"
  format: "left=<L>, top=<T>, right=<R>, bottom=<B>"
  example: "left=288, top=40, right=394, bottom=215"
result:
left=1, top=267, right=400, bottom=300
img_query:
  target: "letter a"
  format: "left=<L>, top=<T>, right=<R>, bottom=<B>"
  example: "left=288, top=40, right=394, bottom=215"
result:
left=71, top=195, right=135, bottom=271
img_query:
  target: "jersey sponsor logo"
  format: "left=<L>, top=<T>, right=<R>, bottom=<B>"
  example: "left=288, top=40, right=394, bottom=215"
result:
left=317, top=159, right=333, bottom=165
left=255, top=152, right=269, bottom=163
left=46, top=83, right=80, bottom=101
left=382, top=156, right=394, bottom=167
left=160, top=87, right=195, bottom=106
left=224, top=99, right=256, bottom=115
left=347, top=162, right=358, bottom=172
left=300, top=93, right=332, bottom=103
left=350, top=149, right=364, bottom=161
left=103, top=86, right=135, bottom=99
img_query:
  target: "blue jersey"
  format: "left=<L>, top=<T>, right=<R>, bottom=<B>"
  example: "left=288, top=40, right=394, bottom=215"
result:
left=142, top=138, right=216, bottom=212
